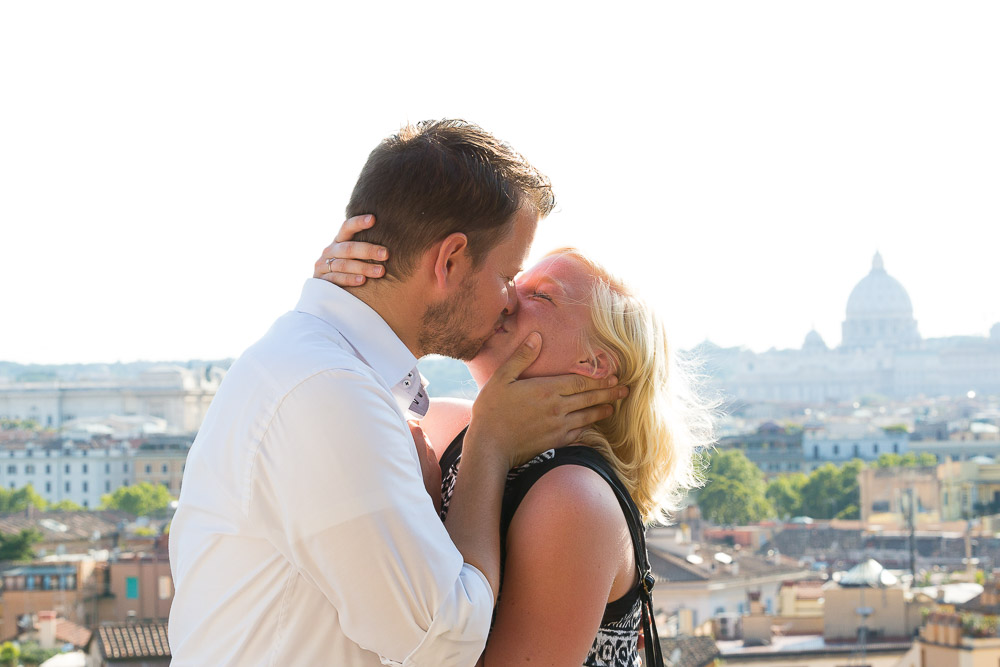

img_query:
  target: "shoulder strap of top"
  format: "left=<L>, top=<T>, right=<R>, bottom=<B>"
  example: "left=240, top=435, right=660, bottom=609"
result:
left=501, top=447, right=664, bottom=667
left=438, top=426, right=467, bottom=475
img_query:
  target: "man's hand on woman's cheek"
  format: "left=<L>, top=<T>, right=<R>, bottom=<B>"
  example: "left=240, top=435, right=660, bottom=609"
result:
left=465, top=332, right=629, bottom=469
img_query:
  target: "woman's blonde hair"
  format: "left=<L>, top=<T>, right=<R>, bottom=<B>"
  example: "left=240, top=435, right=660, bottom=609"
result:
left=545, top=248, right=716, bottom=525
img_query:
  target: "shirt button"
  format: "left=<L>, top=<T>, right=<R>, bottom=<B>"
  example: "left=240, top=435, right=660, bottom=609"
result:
left=403, top=380, right=411, bottom=387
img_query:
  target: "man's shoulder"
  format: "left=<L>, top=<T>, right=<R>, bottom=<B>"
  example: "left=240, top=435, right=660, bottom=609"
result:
left=243, top=310, right=380, bottom=386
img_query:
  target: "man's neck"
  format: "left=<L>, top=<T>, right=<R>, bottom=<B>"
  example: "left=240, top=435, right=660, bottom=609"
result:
left=347, top=282, right=425, bottom=358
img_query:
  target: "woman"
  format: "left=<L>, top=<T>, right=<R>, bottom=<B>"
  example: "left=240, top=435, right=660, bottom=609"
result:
left=315, top=217, right=714, bottom=666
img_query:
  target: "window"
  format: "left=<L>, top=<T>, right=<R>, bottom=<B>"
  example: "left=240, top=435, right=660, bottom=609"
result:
left=45, top=464, right=51, bottom=474
left=64, top=482, right=70, bottom=492
left=145, top=465, right=152, bottom=474
left=82, top=450, right=88, bottom=456
left=82, top=464, right=88, bottom=474
left=6, top=465, right=15, bottom=474
left=852, top=444, right=859, bottom=457
left=893, top=443, right=899, bottom=453
left=162, top=464, right=168, bottom=474
left=25, top=465, right=35, bottom=474
left=105, top=481, right=111, bottom=492
left=64, top=464, right=70, bottom=474
left=126, top=577, right=139, bottom=599
left=158, top=575, right=173, bottom=600
left=873, top=443, right=879, bottom=454
left=123, top=463, right=129, bottom=473
left=813, top=445, right=819, bottom=459
left=82, top=499, right=88, bottom=508
left=833, top=444, right=840, bottom=455
left=105, top=463, right=110, bottom=474
left=82, top=481, right=88, bottom=493
left=45, top=482, right=51, bottom=492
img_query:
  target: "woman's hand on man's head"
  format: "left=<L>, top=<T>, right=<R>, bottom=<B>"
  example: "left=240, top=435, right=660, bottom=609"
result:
left=313, top=214, right=388, bottom=286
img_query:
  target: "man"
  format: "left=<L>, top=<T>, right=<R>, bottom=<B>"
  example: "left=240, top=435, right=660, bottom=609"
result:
left=168, top=120, right=625, bottom=666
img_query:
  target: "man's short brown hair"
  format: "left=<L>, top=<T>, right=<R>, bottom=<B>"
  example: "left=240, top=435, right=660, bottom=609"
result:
left=346, top=119, right=555, bottom=279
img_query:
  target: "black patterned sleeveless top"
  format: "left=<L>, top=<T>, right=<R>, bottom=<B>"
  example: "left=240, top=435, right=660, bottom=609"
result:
left=439, top=429, right=643, bottom=667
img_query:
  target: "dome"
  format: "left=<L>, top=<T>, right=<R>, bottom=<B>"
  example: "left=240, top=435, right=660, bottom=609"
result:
left=845, top=252, right=914, bottom=319
left=841, top=252, right=920, bottom=350
left=803, top=329, right=828, bottom=352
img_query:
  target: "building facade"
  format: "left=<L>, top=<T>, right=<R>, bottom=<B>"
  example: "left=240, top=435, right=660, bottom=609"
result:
left=858, top=465, right=940, bottom=526
left=939, top=458, right=1000, bottom=520
left=0, top=366, right=221, bottom=433
left=705, top=253, right=1000, bottom=403
left=132, top=437, right=190, bottom=496
left=0, top=440, right=133, bottom=508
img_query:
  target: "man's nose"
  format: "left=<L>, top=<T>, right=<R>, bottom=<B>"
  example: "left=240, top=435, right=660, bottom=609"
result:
left=503, top=281, right=519, bottom=316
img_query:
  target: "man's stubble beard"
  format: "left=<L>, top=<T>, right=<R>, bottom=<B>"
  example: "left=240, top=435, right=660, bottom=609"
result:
left=418, top=274, right=494, bottom=362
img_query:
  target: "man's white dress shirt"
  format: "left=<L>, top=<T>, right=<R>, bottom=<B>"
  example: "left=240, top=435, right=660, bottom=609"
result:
left=168, top=279, right=492, bottom=666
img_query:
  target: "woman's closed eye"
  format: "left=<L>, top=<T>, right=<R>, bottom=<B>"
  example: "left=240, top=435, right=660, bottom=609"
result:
left=530, top=292, right=554, bottom=303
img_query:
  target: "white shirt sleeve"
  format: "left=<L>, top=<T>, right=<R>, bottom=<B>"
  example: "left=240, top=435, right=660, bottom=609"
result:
left=248, top=369, right=492, bottom=666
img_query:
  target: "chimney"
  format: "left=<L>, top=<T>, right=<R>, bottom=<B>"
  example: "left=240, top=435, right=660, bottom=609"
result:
left=38, top=610, right=57, bottom=650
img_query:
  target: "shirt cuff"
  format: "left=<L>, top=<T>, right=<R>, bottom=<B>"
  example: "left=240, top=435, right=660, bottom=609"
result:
left=395, top=563, right=494, bottom=667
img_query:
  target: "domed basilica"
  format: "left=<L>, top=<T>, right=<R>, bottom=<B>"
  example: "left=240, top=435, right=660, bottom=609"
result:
left=707, top=253, right=1000, bottom=402
left=841, top=252, right=921, bottom=351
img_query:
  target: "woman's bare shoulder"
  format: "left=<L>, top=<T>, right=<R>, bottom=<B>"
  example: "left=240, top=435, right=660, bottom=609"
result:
left=420, top=397, right=473, bottom=460
left=511, top=463, right=627, bottom=549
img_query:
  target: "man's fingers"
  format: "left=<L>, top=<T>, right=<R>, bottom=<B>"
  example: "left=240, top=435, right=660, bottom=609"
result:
left=552, top=373, right=619, bottom=397
left=564, top=403, right=615, bottom=435
left=334, top=214, right=375, bottom=243
left=496, top=332, right=542, bottom=382
left=562, top=427, right=585, bottom=447
left=564, top=383, right=629, bottom=414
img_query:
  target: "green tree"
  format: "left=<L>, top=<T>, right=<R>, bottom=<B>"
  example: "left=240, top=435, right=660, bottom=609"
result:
left=0, top=528, right=43, bottom=560
left=0, top=484, right=47, bottom=513
left=100, top=482, right=173, bottom=516
left=47, top=499, right=84, bottom=511
left=16, top=641, right=58, bottom=667
left=697, top=450, right=773, bottom=525
left=0, top=641, right=18, bottom=667
left=766, top=473, right=807, bottom=518
left=798, top=460, right=863, bottom=519
left=875, top=452, right=937, bottom=468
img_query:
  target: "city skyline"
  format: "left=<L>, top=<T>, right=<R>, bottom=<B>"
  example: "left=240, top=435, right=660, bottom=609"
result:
left=2, top=2, right=998, bottom=364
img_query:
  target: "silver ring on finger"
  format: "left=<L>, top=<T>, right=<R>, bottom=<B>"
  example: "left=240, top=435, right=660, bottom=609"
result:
left=326, top=257, right=335, bottom=272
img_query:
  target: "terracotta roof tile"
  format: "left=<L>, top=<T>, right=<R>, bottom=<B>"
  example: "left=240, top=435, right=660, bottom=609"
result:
left=54, top=618, right=92, bottom=647
left=97, top=623, right=170, bottom=660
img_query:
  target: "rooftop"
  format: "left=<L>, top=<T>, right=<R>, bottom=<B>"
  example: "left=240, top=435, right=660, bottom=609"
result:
left=91, top=622, right=170, bottom=660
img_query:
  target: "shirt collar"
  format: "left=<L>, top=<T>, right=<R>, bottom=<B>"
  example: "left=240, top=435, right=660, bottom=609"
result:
left=294, top=279, right=428, bottom=417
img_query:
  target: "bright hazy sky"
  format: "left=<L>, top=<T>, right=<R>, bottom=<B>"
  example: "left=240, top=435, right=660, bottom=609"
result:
left=2, top=2, right=998, bottom=365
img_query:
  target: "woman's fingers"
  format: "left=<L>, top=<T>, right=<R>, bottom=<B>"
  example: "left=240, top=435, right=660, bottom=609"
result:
left=324, top=258, right=385, bottom=278
left=334, top=214, right=375, bottom=243
left=312, top=215, right=388, bottom=281
left=322, top=240, right=388, bottom=263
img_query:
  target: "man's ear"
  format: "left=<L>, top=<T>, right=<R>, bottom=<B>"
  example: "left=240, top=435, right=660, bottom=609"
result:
left=430, top=233, right=470, bottom=289
left=573, top=349, right=614, bottom=379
